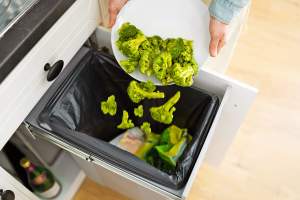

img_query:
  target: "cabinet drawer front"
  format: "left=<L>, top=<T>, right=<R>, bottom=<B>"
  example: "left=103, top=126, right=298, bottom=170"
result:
left=0, top=0, right=100, bottom=150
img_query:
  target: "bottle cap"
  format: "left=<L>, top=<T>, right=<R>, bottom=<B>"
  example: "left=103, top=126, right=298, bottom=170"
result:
left=20, top=158, right=30, bottom=168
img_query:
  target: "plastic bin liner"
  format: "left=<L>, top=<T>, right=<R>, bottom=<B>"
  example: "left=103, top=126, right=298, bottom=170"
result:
left=29, top=48, right=219, bottom=189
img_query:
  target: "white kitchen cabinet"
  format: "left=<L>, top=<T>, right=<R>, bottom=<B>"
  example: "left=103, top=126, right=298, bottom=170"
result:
left=0, top=0, right=256, bottom=200
left=0, top=0, right=100, bottom=150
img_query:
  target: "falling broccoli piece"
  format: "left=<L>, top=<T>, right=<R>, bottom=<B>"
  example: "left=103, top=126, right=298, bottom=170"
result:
left=152, top=52, right=173, bottom=85
left=134, top=105, right=144, bottom=118
left=117, top=110, right=135, bottom=129
left=127, top=80, right=165, bottom=103
left=120, top=59, right=138, bottom=73
left=150, top=91, right=181, bottom=124
left=171, top=63, right=194, bottom=87
left=101, top=95, right=117, bottom=116
left=139, top=80, right=156, bottom=92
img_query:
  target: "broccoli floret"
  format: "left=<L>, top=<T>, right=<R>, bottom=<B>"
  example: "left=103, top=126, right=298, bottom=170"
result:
left=140, top=122, right=161, bottom=143
left=166, top=38, right=185, bottom=60
left=117, top=22, right=142, bottom=42
left=136, top=122, right=161, bottom=159
left=127, top=80, right=165, bottom=103
left=140, top=80, right=156, bottom=92
left=139, top=50, right=154, bottom=76
left=148, top=35, right=166, bottom=51
left=140, top=122, right=152, bottom=135
left=117, top=34, right=147, bottom=59
left=117, top=110, right=134, bottom=129
left=171, top=63, right=194, bottom=87
left=178, top=39, right=194, bottom=63
left=134, top=105, right=144, bottom=118
left=101, top=95, right=117, bottom=116
left=152, top=52, right=173, bottom=85
left=150, top=91, right=181, bottom=124
left=186, top=57, right=198, bottom=75
left=120, top=59, right=138, bottom=73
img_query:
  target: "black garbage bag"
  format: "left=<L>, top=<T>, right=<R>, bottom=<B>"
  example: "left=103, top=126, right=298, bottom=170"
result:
left=29, top=48, right=219, bottom=189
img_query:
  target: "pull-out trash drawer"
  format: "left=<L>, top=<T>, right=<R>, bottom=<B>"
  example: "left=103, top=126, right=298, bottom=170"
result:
left=25, top=47, right=257, bottom=200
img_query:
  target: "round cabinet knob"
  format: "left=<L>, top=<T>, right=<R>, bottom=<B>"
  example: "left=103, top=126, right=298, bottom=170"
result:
left=0, top=189, right=15, bottom=200
left=44, top=60, right=64, bottom=81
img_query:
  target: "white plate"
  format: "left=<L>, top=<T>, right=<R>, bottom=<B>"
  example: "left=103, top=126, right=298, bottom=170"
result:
left=111, top=0, right=210, bottom=85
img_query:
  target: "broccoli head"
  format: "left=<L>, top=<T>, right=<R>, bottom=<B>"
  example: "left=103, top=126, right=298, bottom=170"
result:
left=134, top=105, right=144, bottom=118
left=148, top=35, right=167, bottom=51
left=152, top=52, right=173, bottom=85
left=117, top=34, right=147, bottom=59
left=117, top=22, right=142, bottom=42
left=120, top=59, right=138, bottom=73
left=127, top=80, right=165, bottom=103
left=150, top=91, right=181, bottom=124
left=139, top=50, right=154, bottom=76
left=117, top=110, right=135, bottom=129
left=178, top=39, right=194, bottom=63
left=171, top=63, right=194, bottom=87
left=139, top=80, right=156, bottom=92
left=166, top=38, right=185, bottom=60
left=186, top=57, right=198, bottom=75
left=101, top=95, right=117, bottom=116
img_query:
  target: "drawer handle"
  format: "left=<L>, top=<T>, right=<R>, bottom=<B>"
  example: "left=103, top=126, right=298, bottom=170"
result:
left=0, top=189, right=15, bottom=200
left=44, top=60, right=64, bottom=81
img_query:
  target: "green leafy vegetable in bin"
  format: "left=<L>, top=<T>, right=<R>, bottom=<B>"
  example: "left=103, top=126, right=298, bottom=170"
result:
left=150, top=91, right=181, bottom=124
left=101, top=95, right=117, bottom=116
left=134, top=105, right=144, bottom=118
left=135, top=122, right=161, bottom=160
left=154, top=125, right=192, bottom=168
left=117, top=110, right=135, bottom=129
left=116, top=22, right=199, bottom=87
left=127, top=80, right=165, bottom=103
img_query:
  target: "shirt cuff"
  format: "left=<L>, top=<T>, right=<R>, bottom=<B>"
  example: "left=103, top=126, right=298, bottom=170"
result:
left=209, top=0, right=244, bottom=24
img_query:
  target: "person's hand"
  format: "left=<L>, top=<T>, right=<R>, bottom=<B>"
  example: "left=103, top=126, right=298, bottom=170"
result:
left=209, top=16, right=228, bottom=57
left=109, top=0, right=128, bottom=27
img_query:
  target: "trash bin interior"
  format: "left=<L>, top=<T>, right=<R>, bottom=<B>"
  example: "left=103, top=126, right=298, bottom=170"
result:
left=36, top=49, right=219, bottom=190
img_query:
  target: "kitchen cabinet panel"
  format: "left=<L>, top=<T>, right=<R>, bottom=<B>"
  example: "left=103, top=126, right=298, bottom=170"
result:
left=0, top=0, right=100, bottom=150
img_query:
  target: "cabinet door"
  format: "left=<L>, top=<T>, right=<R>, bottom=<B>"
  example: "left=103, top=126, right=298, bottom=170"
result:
left=0, top=167, right=38, bottom=200
left=0, top=0, right=100, bottom=150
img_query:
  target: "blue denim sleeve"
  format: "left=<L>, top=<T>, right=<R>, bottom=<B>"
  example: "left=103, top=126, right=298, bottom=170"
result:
left=209, top=0, right=249, bottom=24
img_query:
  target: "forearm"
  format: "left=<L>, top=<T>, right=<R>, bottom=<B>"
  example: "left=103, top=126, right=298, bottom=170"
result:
left=209, top=0, right=249, bottom=24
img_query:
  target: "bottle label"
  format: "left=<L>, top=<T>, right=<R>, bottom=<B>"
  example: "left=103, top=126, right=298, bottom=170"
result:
left=33, top=173, right=47, bottom=185
left=38, top=181, right=61, bottom=199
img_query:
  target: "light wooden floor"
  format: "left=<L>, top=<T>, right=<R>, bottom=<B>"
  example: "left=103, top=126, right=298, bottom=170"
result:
left=74, top=0, right=300, bottom=199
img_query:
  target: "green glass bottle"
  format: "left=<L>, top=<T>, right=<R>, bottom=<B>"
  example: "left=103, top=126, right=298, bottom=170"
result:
left=20, top=158, right=61, bottom=199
